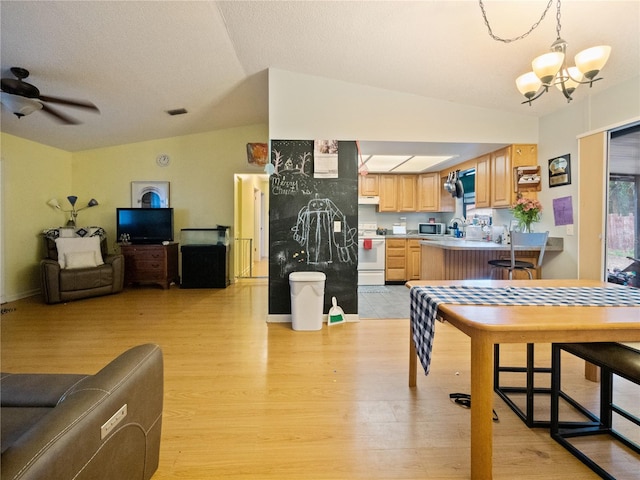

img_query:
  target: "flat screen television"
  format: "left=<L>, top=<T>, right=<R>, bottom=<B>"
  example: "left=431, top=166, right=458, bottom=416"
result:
left=116, top=208, right=174, bottom=244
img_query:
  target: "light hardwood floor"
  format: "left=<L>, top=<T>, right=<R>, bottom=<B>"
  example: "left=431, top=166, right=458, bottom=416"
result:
left=2, top=281, right=637, bottom=479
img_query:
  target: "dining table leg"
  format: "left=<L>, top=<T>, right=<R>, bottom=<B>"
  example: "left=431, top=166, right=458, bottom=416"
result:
left=409, top=321, right=417, bottom=387
left=470, top=334, right=494, bottom=480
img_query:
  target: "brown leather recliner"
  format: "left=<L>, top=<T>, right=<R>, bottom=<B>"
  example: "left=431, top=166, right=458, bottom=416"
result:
left=1, top=343, right=163, bottom=480
left=40, top=227, right=124, bottom=304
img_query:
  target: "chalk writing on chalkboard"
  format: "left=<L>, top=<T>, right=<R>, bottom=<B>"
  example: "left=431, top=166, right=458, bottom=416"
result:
left=291, top=196, right=358, bottom=265
left=270, top=146, right=315, bottom=196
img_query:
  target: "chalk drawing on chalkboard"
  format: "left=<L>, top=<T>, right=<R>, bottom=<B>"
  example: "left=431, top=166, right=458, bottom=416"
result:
left=291, top=196, right=357, bottom=265
left=271, top=149, right=312, bottom=177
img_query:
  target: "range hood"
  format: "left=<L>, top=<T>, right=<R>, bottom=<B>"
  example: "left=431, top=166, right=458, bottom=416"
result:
left=358, top=196, right=380, bottom=205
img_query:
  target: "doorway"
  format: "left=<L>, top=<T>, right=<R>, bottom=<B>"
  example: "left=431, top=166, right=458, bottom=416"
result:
left=606, top=123, right=640, bottom=287
left=234, top=174, right=269, bottom=279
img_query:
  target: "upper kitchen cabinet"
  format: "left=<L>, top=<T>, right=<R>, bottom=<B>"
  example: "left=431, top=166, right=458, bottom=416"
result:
left=358, top=174, right=379, bottom=196
left=378, top=175, right=398, bottom=211
left=475, top=144, right=538, bottom=209
left=378, top=175, right=417, bottom=212
left=397, top=175, right=417, bottom=211
left=475, top=154, right=491, bottom=208
left=491, top=147, right=511, bottom=207
left=418, top=173, right=454, bottom=212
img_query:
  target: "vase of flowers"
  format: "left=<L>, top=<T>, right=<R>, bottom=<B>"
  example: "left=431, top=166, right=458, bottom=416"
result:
left=512, top=197, right=542, bottom=232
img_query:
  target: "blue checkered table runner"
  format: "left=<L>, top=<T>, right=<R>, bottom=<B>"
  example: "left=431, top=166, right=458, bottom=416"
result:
left=410, top=286, right=640, bottom=375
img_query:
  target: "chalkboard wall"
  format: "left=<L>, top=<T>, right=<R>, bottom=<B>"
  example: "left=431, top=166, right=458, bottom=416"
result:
left=268, top=140, right=358, bottom=315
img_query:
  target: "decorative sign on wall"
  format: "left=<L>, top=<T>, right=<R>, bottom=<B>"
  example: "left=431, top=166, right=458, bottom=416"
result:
left=552, top=196, right=574, bottom=226
left=246, top=143, right=268, bottom=166
left=131, top=181, right=170, bottom=208
left=313, top=140, right=339, bottom=178
left=548, top=154, right=571, bottom=187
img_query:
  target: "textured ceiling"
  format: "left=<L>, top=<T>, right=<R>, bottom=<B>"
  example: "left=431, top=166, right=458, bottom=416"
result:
left=1, top=1, right=638, bottom=155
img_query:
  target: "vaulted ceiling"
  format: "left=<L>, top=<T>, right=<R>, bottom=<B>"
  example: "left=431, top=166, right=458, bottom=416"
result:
left=1, top=1, right=638, bottom=156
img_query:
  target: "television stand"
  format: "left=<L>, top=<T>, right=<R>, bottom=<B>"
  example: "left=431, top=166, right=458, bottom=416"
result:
left=120, top=243, right=179, bottom=289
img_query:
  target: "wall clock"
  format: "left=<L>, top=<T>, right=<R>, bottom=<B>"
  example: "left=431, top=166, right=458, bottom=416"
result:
left=156, top=154, right=170, bottom=167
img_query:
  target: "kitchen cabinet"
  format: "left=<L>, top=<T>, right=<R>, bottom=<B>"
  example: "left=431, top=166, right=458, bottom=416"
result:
left=491, top=147, right=511, bottom=207
left=474, top=154, right=491, bottom=208
left=397, top=175, right=417, bottom=211
left=378, top=174, right=417, bottom=212
left=385, top=238, right=422, bottom=282
left=406, top=239, right=422, bottom=280
left=416, top=172, right=454, bottom=212
left=378, top=175, right=398, bottom=212
left=358, top=174, right=379, bottom=196
left=385, top=238, right=406, bottom=281
left=474, top=144, right=538, bottom=209
left=418, top=173, right=438, bottom=211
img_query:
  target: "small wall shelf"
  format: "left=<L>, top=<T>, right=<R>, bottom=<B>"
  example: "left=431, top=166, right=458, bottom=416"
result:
left=514, top=165, right=541, bottom=193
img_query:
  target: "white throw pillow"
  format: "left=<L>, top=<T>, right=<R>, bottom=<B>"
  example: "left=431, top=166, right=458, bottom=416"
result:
left=55, top=237, right=104, bottom=269
left=65, top=251, right=99, bottom=269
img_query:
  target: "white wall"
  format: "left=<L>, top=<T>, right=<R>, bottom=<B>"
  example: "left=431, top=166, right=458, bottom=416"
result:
left=537, top=75, right=640, bottom=278
left=269, top=69, right=539, bottom=143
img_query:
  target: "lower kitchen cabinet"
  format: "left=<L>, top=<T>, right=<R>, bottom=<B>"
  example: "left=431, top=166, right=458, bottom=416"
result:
left=385, top=238, right=422, bottom=282
left=385, top=238, right=406, bottom=281
left=406, top=239, right=422, bottom=280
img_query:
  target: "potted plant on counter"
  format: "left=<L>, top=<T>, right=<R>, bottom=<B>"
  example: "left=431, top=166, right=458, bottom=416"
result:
left=512, top=197, right=542, bottom=232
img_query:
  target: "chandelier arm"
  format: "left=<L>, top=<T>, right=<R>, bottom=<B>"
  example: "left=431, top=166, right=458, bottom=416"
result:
left=520, top=88, right=548, bottom=106
left=479, top=0, right=555, bottom=43
left=562, top=71, right=603, bottom=86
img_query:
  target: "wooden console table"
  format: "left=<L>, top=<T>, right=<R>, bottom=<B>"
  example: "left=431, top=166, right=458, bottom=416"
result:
left=120, top=243, right=179, bottom=289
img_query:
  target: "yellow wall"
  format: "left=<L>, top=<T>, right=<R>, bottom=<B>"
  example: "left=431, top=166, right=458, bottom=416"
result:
left=72, top=124, right=268, bottom=246
left=1, top=124, right=268, bottom=301
left=1, top=133, right=73, bottom=300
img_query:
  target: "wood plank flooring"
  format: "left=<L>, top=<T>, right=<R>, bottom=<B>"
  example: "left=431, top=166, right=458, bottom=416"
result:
left=2, top=280, right=637, bottom=479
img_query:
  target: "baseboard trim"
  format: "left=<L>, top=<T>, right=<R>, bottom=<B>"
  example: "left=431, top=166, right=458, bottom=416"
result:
left=266, top=314, right=360, bottom=323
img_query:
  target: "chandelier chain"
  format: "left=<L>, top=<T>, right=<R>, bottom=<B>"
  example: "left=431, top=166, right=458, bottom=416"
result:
left=479, top=0, right=556, bottom=44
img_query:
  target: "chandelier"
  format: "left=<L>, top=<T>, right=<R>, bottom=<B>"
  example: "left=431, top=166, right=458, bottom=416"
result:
left=479, top=0, right=611, bottom=105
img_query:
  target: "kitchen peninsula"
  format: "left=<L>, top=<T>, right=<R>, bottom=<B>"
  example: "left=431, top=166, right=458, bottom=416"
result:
left=419, top=236, right=563, bottom=280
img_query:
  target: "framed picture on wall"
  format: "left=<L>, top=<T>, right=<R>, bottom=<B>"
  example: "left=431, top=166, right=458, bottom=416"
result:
left=131, top=181, right=170, bottom=208
left=548, top=154, right=571, bottom=187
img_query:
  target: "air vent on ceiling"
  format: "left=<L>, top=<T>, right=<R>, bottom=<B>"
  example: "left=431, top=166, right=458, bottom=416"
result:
left=166, top=108, right=188, bottom=116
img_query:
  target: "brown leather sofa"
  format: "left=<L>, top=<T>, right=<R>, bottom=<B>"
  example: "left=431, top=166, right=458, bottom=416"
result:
left=40, top=227, right=125, bottom=304
left=1, top=343, right=163, bottom=480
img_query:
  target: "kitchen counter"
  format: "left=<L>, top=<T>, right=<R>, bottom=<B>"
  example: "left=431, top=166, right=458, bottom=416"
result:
left=419, top=236, right=563, bottom=280
left=419, top=236, right=564, bottom=251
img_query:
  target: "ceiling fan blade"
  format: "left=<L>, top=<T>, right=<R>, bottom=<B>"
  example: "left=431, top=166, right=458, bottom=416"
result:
left=40, top=103, right=80, bottom=124
left=38, top=95, right=99, bottom=112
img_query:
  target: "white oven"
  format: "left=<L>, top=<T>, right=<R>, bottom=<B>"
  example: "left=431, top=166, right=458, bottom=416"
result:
left=358, top=236, right=386, bottom=285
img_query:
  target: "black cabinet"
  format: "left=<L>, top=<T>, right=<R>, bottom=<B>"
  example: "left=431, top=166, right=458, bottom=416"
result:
left=181, top=244, right=229, bottom=288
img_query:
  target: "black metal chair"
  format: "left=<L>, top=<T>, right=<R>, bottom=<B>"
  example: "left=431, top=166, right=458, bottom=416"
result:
left=551, top=342, right=640, bottom=479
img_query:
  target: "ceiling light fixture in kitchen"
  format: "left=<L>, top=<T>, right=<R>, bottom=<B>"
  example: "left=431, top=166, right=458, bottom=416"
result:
left=479, top=0, right=611, bottom=105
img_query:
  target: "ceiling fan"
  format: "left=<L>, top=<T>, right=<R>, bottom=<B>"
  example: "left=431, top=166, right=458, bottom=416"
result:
left=0, top=67, right=99, bottom=124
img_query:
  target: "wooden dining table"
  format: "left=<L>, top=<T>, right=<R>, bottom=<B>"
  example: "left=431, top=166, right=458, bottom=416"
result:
left=406, top=279, right=640, bottom=480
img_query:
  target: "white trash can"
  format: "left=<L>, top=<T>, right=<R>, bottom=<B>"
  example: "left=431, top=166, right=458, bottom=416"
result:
left=289, top=271, right=326, bottom=331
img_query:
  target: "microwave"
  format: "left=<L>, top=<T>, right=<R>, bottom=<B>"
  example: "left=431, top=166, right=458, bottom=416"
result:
left=418, top=223, right=445, bottom=236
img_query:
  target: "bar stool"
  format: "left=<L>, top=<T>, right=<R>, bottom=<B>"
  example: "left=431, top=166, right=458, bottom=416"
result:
left=490, top=231, right=551, bottom=427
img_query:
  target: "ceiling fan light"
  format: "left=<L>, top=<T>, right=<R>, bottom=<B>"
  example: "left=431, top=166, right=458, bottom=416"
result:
left=531, top=51, right=564, bottom=85
left=47, top=198, right=61, bottom=209
left=574, top=45, right=611, bottom=80
left=0, top=92, right=43, bottom=116
left=516, top=72, right=542, bottom=98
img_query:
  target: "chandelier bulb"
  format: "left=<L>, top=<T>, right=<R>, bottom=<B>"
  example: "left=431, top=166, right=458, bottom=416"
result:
left=575, top=45, right=611, bottom=81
